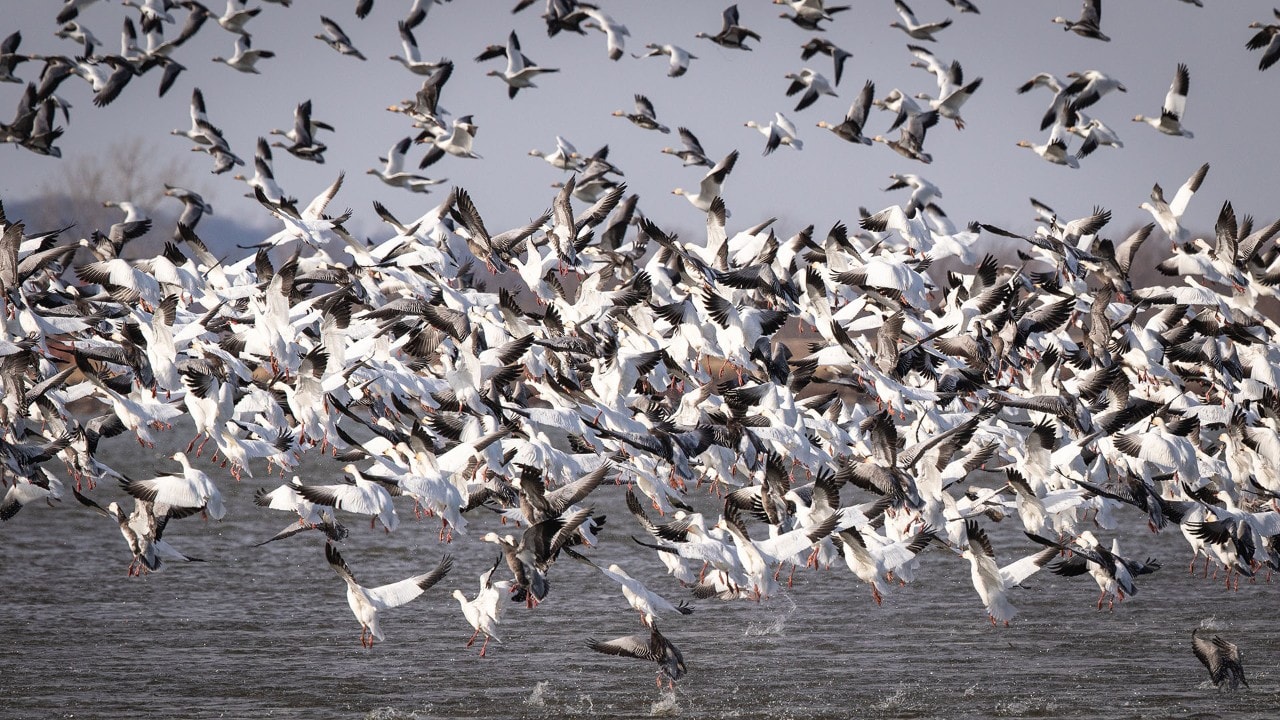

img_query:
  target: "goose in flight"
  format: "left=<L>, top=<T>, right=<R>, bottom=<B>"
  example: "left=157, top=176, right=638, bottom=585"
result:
left=745, top=112, right=803, bottom=155
left=960, top=520, right=1058, bottom=625
left=73, top=488, right=203, bottom=576
left=296, top=463, right=400, bottom=532
left=325, top=542, right=452, bottom=648
left=816, top=79, right=874, bottom=145
left=1138, top=162, right=1209, bottom=247
left=315, top=16, right=365, bottom=60
left=660, top=127, right=713, bottom=167
left=696, top=4, right=762, bottom=51
left=1133, top=63, right=1193, bottom=137
left=1052, top=0, right=1109, bottom=42
left=799, top=37, right=852, bottom=86
left=1246, top=9, right=1280, bottom=71
left=634, top=43, right=697, bottom=78
left=890, top=0, right=952, bottom=42
left=452, top=554, right=509, bottom=657
left=612, top=94, right=670, bottom=133
left=672, top=149, right=739, bottom=211
left=212, top=35, right=274, bottom=74
left=587, top=624, right=687, bottom=689
left=1192, top=628, right=1248, bottom=691
left=487, top=30, right=559, bottom=99
left=784, top=68, right=838, bottom=112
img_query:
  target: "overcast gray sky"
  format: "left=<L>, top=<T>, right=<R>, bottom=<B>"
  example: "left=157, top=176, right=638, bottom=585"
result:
left=3, top=1, right=1279, bottom=248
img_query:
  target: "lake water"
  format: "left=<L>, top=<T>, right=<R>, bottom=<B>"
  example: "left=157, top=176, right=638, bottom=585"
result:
left=2, top=447, right=1277, bottom=720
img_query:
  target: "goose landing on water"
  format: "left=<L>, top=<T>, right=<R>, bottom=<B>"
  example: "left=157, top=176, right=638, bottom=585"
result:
left=588, top=624, right=686, bottom=689
left=325, top=543, right=452, bottom=648
left=1192, top=628, right=1247, bottom=691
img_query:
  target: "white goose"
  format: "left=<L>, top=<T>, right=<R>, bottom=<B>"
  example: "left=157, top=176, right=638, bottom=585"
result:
left=960, top=520, right=1058, bottom=625
left=672, top=149, right=739, bottom=211
left=212, top=35, right=273, bottom=74
left=1133, top=63, right=1193, bottom=137
left=296, top=463, right=400, bottom=532
left=367, top=137, right=444, bottom=193
left=744, top=112, right=803, bottom=155
left=487, top=31, right=559, bottom=98
left=1138, top=162, right=1209, bottom=247
left=325, top=543, right=452, bottom=648
left=452, top=554, right=509, bottom=657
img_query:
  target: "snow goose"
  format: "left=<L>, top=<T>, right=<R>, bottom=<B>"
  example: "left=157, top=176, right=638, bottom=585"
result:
left=1032, top=531, right=1162, bottom=610
left=1192, top=628, right=1248, bottom=690
left=1247, top=9, right=1280, bottom=71
left=1133, top=63, right=1193, bottom=137
left=672, top=149, right=739, bottom=211
left=529, top=135, right=582, bottom=170
left=660, top=126, right=713, bottom=167
left=73, top=489, right=203, bottom=575
left=390, top=20, right=443, bottom=74
left=325, top=543, right=452, bottom=648
left=417, top=114, right=481, bottom=167
left=634, top=43, right=697, bottom=77
left=835, top=524, right=936, bottom=605
left=627, top=489, right=743, bottom=583
left=959, top=520, right=1058, bottom=625
left=296, top=463, right=399, bottom=532
left=884, top=173, right=941, bottom=218
left=816, top=79, right=874, bottom=145
left=873, top=109, right=937, bottom=164
left=572, top=553, right=693, bottom=627
left=1063, top=69, right=1126, bottom=112
left=0, top=32, right=28, bottom=85
left=1016, top=119, right=1087, bottom=168
left=217, top=0, right=259, bottom=36
left=0, top=468, right=62, bottom=521
left=483, top=506, right=594, bottom=606
left=587, top=624, right=686, bottom=689
left=612, top=94, right=669, bottom=133
left=269, top=99, right=333, bottom=150
left=580, top=7, right=630, bottom=61
left=452, top=554, right=509, bottom=657
left=799, top=37, right=852, bottom=86
left=1139, top=162, right=1209, bottom=247
left=890, top=0, right=952, bottom=42
left=120, top=451, right=225, bottom=519
left=744, top=112, right=803, bottom=155
left=58, top=0, right=100, bottom=25
left=313, top=15, right=363, bottom=59
left=212, top=34, right=274, bottom=74
left=162, top=184, right=213, bottom=236
left=1066, top=110, right=1123, bottom=155
left=1052, top=0, right=1109, bottom=41
left=784, top=68, right=838, bottom=112
left=487, top=31, right=558, bottom=98
left=696, top=4, right=762, bottom=51
left=776, top=0, right=849, bottom=31
left=908, top=46, right=982, bottom=130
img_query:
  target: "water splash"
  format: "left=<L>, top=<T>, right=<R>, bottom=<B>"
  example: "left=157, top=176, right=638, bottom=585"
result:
left=524, top=680, right=554, bottom=708
left=744, top=593, right=797, bottom=636
left=1199, top=616, right=1227, bottom=631
left=649, top=689, right=680, bottom=716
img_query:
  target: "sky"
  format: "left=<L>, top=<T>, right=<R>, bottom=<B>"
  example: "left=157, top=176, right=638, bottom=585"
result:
left=3, top=0, right=1279, bottom=252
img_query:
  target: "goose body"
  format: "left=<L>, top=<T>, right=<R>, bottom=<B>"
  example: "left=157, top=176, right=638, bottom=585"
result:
left=326, top=543, right=452, bottom=647
left=1133, top=63, right=1192, bottom=137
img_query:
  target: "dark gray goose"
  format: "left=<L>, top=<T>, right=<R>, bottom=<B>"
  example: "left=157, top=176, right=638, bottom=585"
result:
left=587, top=623, right=687, bottom=689
left=1192, top=628, right=1247, bottom=691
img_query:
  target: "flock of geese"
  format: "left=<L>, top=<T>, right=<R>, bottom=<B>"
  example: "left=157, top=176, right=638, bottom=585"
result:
left=2, top=0, right=1276, bottom=692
